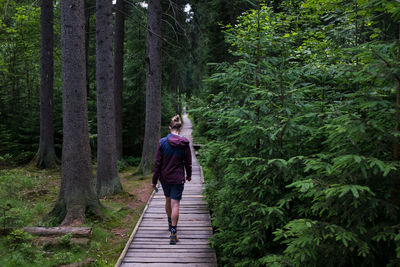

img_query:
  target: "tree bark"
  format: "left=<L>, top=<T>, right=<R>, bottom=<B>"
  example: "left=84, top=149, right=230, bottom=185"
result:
left=139, top=0, right=162, bottom=175
left=95, top=0, right=123, bottom=197
left=84, top=0, right=92, bottom=97
left=23, top=227, right=92, bottom=237
left=34, top=0, right=58, bottom=169
left=49, top=0, right=101, bottom=226
left=33, top=237, right=90, bottom=247
left=114, top=0, right=125, bottom=161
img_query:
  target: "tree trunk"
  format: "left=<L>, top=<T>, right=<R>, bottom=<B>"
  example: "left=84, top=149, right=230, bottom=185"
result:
left=95, top=0, right=123, bottom=197
left=34, top=0, right=57, bottom=169
left=114, top=0, right=125, bottom=161
left=49, top=0, right=101, bottom=226
left=85, top=0, right=92, bottom=97
left=139, top=0, right=162, bottom=175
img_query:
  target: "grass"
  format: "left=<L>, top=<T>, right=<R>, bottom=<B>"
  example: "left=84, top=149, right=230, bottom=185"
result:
left=0, top=165, right=153, bottom=266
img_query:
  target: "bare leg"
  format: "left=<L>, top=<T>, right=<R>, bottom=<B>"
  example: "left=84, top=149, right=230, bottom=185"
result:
left=165, top=197, right=171, bottom=218
left=171, top=199, right=180, bottom=227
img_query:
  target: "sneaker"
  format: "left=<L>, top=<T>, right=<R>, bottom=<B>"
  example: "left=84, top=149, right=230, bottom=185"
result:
left=170, top=232, right=179, bottom=245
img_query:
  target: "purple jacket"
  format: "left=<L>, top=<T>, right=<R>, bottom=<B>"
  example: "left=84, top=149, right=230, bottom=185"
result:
left=152, top=134, right=192, bottom=185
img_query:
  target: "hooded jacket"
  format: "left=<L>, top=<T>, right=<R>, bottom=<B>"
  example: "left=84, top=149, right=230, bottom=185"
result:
left=152, top=133, right=192, bottom=185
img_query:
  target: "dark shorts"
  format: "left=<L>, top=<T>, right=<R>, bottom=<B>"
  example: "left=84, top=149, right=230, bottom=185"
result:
left=161, top=182, right=184, bottom=201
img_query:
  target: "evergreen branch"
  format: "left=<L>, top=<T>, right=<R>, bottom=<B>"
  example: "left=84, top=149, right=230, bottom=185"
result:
left=371, top=49, right=400, bottom=82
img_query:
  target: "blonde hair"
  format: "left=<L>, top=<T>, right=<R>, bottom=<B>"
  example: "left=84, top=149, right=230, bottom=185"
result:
left=170, top=114, right=182, bottom=130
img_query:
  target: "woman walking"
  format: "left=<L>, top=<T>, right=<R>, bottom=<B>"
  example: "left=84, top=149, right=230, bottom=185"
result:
left=152, top=115, right=192, bottom=244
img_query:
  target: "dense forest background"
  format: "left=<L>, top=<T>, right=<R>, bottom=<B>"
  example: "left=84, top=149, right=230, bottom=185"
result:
left=0, top=0, right=190, bottom=166
left=2, top=0, right=400, bottom=266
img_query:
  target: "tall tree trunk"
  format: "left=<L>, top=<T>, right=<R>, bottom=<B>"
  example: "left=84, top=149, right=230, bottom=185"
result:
left=114, top=0, right=125, bottom=161
left=85, top=0, right=92, bottom=97
left=34, top=0, right=58, bottom=169
left=96, top=0, right=122, bottom=197
left=394, top=24, right=400, bottom=160
left=49, top=0, right=101, bottom=226
left=139, top=0, right=162, bottom=175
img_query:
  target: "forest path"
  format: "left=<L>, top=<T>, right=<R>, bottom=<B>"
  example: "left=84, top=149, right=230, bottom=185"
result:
left=116, top=114, right=217, bottom=267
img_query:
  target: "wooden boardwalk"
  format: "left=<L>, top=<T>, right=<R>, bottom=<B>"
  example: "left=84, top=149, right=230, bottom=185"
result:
left=116, top=115, right=217, bottom=267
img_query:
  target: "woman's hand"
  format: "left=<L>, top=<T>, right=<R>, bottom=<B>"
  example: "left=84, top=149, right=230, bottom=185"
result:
left=186, top=176, right=191, bottom=182
left=152, top=184, right=159, bottom=192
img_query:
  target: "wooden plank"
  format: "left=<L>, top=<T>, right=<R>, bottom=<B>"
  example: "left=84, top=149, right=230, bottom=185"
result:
left=143, top=214, right=210, bottom=220
left=130, top=244, right=212, bottom=249
left=146, top=211, right=209, bottom=214
left=135, top=230, right=212, bottom=235
left=150, top=203, right=207, bottom=206
left=146, top=209, right=209, bottom=213
left=153, top=195, right=204, bottom=199
left=125, top=252, right=215, bottom=258
left=140, top=221, right=211, bottom=226
left=121, top=263, right=217, bottom=267
left=122, top=257, right=216, bottom=263
left=150, top=202, right=207, bottom=205
left=132, top=239, right=211, bottom=245
left=135, top=233, right=212, bottom=239
left=146, top=212, right=208, bottom=215
left=138, top=226, right=212, bottom=231
left=142, top=219, right=211, bottom=223
left=148, top=204, right=207, bottom=207
left=151, top=198, right=206, bottom=201
left=128, top=248, right=215, bottom=253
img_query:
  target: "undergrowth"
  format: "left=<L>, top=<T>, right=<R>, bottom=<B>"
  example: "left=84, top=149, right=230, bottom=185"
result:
left=0, top=166, right=152, bottom=266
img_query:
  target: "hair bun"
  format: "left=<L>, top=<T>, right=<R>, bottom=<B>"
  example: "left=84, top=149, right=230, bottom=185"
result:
left=172, top=115, right=181, bottom=122
left=170, top=114, right=182, bottom=130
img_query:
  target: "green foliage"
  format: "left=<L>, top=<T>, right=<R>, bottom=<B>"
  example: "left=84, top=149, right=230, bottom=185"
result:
left=6, top=229, right=33, bottom=249
left=191, top=1, right=400, bottom=266
left=0, top=1, right=62, bottom=165
left=59, top=233, right=73, bottom=248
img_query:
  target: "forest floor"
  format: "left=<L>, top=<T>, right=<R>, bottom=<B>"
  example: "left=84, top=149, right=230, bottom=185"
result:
left=0, top=165, right=153, bottom=266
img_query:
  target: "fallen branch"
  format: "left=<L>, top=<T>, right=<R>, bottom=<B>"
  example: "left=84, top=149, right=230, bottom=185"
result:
left=23, top=227, right=92, bottom=238
left=33, top=236, right=90, bottom=247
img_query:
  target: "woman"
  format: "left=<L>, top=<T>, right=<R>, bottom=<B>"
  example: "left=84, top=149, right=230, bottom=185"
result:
left=152, top=115, right=192, bottom=245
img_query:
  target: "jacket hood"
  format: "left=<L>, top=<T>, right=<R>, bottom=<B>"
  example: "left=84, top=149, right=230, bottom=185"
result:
left=168, top=134, right=189, bottom=148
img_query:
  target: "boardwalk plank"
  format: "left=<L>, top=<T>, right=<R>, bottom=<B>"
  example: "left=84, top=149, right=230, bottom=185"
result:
left=132, top=239, right=211, bottom=245
left=136, top=230, right=212, bottom=234
left=125, top=252, right=215, bottom=258
left=140, top=221, right=211, bottom=227
left=137, top=226, right=212, bottom=231
left=116, top=115, right=217, bottom=266
left=123, top=257, right=216, bottom=263
left=130, top=244, right=212, bottom=249
left=121, top=263, right=216, bottom=267
left=128, top=249, right=215, bottom=253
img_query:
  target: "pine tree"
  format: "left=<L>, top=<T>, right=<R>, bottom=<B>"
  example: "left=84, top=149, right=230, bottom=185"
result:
left=50, top=0, right=101, bottom=225
left=139, top=0, right=162, bottom=175
left=95, top=0, right=122, bottom=197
